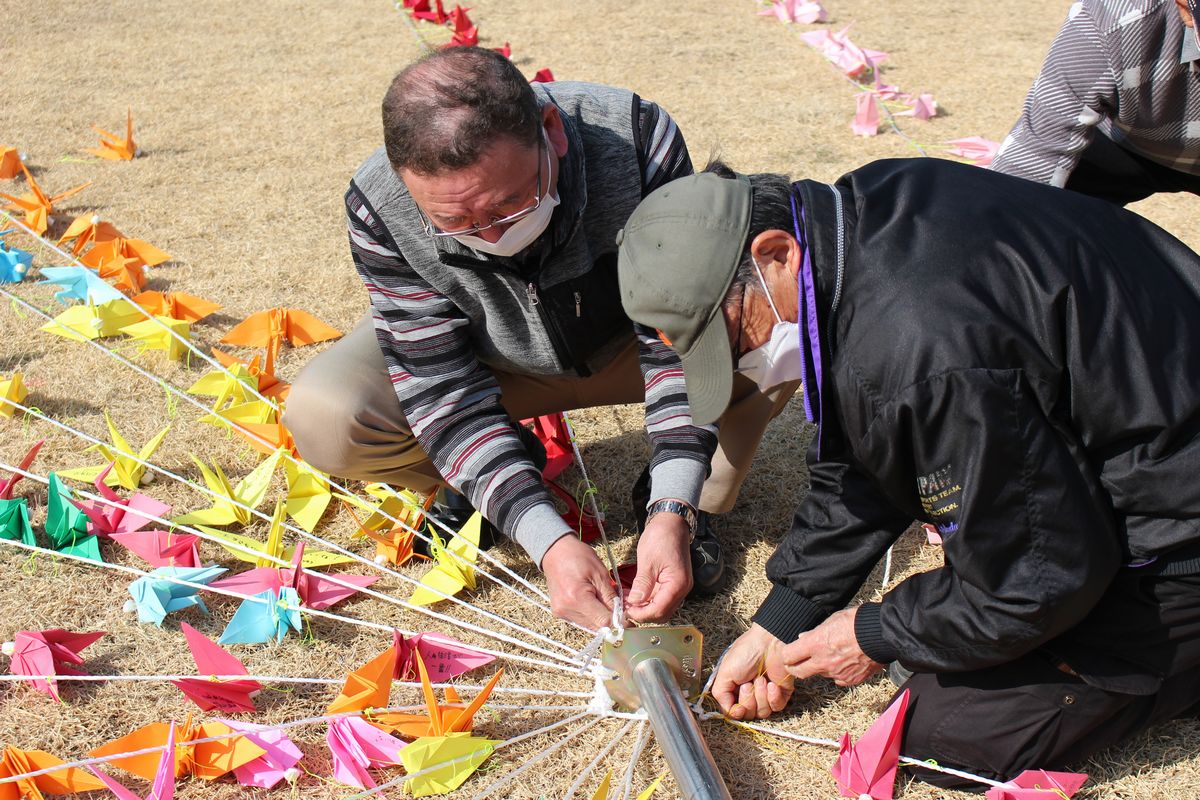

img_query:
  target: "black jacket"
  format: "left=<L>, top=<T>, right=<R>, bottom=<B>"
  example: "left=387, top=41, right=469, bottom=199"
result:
left=752, top=158, right=1200, bottom=683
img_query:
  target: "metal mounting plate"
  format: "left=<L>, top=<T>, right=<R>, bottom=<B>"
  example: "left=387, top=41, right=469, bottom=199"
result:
left=601, top=626, right=703, bottom=711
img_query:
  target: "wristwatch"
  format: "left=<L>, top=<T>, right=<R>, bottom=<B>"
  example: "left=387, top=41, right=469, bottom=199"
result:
left=645, top=499, right=698, bottom=541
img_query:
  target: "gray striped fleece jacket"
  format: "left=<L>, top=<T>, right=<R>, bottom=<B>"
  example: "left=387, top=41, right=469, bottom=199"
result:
left=346, top=82, right=717, bottom=566
left=991, top=0, right=1200, bottom=186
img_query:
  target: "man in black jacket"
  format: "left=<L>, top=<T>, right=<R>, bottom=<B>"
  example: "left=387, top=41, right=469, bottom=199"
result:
left=616, top=158, right=1200, bottom=785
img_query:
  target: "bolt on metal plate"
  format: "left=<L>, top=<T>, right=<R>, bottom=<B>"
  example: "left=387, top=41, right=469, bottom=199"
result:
left=601, top=626, right=703, bottom=711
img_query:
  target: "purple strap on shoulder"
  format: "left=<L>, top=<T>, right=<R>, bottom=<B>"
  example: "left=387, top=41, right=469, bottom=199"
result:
left=790, top=191, right=824, bottom=454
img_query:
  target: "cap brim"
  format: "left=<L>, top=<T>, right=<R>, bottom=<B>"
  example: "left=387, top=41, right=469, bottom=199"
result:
left=678, top=308, right=735, bottom=426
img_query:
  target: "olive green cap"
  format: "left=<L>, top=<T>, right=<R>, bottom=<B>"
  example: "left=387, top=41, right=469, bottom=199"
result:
left=616, top=172, right=751, bottom=425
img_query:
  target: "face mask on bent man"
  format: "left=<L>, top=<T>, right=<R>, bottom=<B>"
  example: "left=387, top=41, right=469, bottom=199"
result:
left=736, top=257, right=804, bottom=391
left=451, top=133, right=561, bottom=257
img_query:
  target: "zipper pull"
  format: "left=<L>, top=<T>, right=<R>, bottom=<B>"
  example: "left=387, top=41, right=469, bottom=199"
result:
left=526, top=282, right=539, bottom=306
left=574, top=291, right=582, bottom=318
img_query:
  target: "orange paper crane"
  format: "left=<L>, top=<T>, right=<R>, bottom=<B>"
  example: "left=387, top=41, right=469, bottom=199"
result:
left=57, top=213, right=124, bottom=255
left=327, top=645, right=397, bottom=716
left=344, top=500, right=424, bottom=567
left=0, top=746, right=107, bottom=800
left=0, top=147, right=27, bottom=180
left=219, top=308, right=342, bottom=368
left=86, top=109, right=139, bottom=161
left=372, top=651, right=504, bottom=739
left=0, top=164, right=89, bottom=236
left=133, top=290, right=221, bottom=323
left=89, top=714, right=265, bottom=781
left=94, top=251, right=146, bottom=294
left=80, top=236, right=171, bottom=270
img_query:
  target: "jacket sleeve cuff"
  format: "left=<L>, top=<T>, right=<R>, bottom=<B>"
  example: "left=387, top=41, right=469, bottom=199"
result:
left=510, top=501, right=575, bottom=568
left=751, top=583, right=831, bottom=642
left=854, top=602, right=899, bottom=664
left=648, top=458, right=706, bottom=510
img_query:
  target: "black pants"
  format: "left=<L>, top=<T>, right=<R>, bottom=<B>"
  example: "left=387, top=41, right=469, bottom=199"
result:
left=1065, top=132, right=1200, bottom=206
left=896, top=570, right=1200, bottom=790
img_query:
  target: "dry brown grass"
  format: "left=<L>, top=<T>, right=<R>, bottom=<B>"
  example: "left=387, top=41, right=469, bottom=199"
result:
left=2, top=0, right=1199, bottom=798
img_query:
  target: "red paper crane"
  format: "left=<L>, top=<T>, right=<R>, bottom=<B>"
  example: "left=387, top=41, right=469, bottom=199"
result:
left=171, top=623, right=263, bottom=713
left=831, top=689, right=909, bottom=800
left=0, top=440, right=43, bottom=500
left=410, top=0, right=449, bottom=23
left=209, top=541, right=379, bottom=611
left=0, top=164, right=90, bottom=235
left=445, top=5, right=478, bottom=47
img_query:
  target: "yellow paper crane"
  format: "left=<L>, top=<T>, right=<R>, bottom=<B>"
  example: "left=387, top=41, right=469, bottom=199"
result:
left=58, top=411, right=169, bottom=490
left=589, top=770, right=666, bottom=800
left=57, top=213, right=124, bottom=255
left=393, top=652, right=504, bottom=797
left=172, top=449, right=283, bottom=528
left=410, top=512, right=481, bottom=606
left=199, top=499, right=354, bottom=568
left=0, top=164, right=90, bottom=235
left=188, top=363, right=260, bottom=410
left=120, top=315, right=191, bottom=361
left=0, top=373, right=27, bottom=420
left=86, top=109, right=139, bottom=161
left=285, top=458, right=331, bottom=533
left=40, top=299, right=144, bottom=342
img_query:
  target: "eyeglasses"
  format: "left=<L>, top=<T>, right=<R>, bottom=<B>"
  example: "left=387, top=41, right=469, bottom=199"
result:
left=418, top=135, right=546, bottom=238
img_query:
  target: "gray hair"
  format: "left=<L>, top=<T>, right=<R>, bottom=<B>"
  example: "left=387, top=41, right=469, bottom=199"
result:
left=382, top=47, right=542, bottom=175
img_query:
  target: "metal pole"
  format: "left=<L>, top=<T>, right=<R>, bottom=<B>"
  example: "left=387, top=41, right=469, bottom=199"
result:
left=631, top=657, right=733, bottom=800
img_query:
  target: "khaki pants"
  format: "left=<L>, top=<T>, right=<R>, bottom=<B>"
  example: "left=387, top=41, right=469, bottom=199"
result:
left=283, top=315, right=799, bottom=514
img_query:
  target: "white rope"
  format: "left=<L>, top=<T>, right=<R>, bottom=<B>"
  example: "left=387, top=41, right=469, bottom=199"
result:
left=0, top=233, right=565, bottom=621
left=344, top=711, right=595, bottom=799
left=0, top=534, right=579, bottom=677
left=0, top=422, right=590, bottom=672
left=561, top=412, right=626, bottom=632
left=711, top=715, right=1006, bottom=788
left=562, top=718, right=637, bottom=800
left=0, top=673, right=593, bottom=699
left=470, top=716, right=607, bottom=799
left=617, top=720, right=651, bottom=800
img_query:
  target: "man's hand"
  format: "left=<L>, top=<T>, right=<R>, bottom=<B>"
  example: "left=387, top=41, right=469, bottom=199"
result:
left=780, top=608, right=884, bottom=687
left=625, top=512, right=692, bottom=623
left=542, top=535, right=617, bottom=630
left=712, top=623, right=794, bottom=720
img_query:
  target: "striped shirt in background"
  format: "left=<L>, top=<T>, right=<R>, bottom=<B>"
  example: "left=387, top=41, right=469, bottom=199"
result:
left=346, top=99, right=715, bottom=564
left=991, top=0, right=1200, bottom=186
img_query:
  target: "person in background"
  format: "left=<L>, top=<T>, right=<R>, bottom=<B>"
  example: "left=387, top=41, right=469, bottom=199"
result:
left=991, top=0, right=1200, bottom=205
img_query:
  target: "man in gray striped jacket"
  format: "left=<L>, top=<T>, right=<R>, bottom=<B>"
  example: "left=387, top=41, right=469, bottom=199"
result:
left=992, top=0, right=1200, bottom=205
left=283, top=48, right=797, bottom=629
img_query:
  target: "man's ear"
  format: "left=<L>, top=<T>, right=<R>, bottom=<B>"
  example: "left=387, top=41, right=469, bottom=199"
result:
left=543, top=105, right=568, bottom=158
left=750, top=229, right=801, bottom=277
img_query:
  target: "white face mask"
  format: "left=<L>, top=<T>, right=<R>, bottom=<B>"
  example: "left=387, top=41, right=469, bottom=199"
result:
left=736, top=258, right=804, bottom=392
left=452, top=138, right=560, bottom=257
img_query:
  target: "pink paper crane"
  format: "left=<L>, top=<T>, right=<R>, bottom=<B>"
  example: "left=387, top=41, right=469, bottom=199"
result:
left=221, top=719, right=304, bottom=789
left=985, top=770, right=1088, bottom=800
left=327, top=715, right=408, bottom=790
left=69, top=461, right=173, bottom=539
left=2, top=628, right=106, bottom=702
left=208, top=541, right=379, bottom=611
left=758, top=0, right=827, bottom=24
left=0, top=440, right=43, bottom=500
left=853, top=92, right=881, bottom=137
left=945, top=136, right=1001, bottom=167
left=170, top=623, right=262, bottom=713
left=392, top=629, right=497, bottom=682
left=801, top=26, right=889, bottom=79
left=88, top=722, right=176, bottom=800
left=831, top=689, right=909, bottom=800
